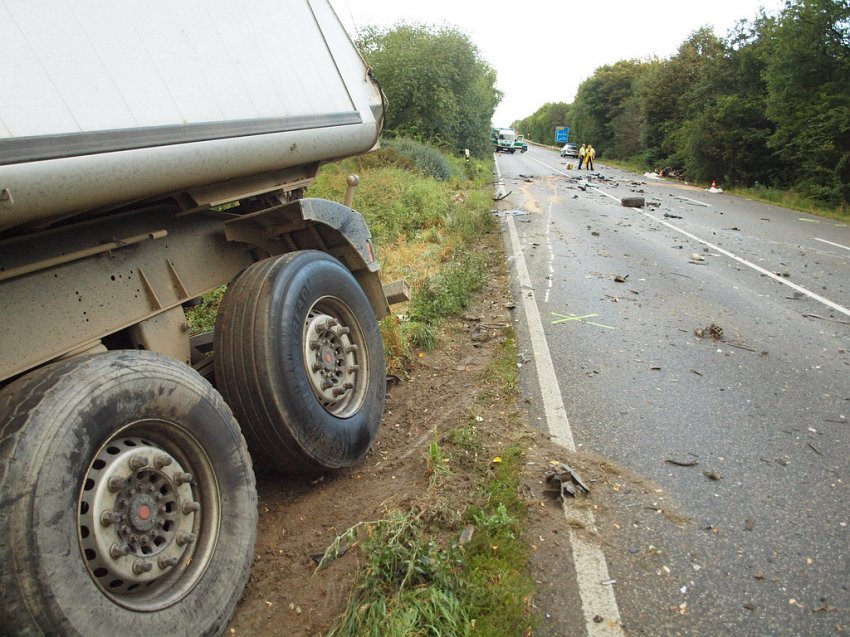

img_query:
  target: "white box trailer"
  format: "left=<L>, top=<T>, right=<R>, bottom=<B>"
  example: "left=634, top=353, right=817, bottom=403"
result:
left=0, top=2, right=398, bottom=634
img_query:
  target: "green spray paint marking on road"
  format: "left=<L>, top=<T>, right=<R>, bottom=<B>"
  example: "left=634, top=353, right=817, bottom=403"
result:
left=551, top=312, right=616, bottom=330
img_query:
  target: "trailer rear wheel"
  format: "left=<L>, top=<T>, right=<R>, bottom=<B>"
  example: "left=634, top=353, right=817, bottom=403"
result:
left=215, top=251, right=385, bottom=473
left=0, top=351, right=256, bottom=637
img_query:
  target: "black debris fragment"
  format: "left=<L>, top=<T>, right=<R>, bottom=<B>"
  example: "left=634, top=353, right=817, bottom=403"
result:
left=665, top=456, right=699, bottom=467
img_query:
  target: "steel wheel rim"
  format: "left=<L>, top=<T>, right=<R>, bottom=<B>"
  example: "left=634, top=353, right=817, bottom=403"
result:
left=77, top=420, right=220, bottom=611
left=302, top=295, right=369, bottom=418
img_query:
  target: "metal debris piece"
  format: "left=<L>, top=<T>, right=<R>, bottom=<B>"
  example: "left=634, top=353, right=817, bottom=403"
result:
left=614, top=274, right=629, bottom=283
left=695, top=323, right=724, bottom=340
left=544, top=462, right=591, bottom=500
left=703, top=470, right=722, bottom=481
left=665, top=457, right=699, bottom=467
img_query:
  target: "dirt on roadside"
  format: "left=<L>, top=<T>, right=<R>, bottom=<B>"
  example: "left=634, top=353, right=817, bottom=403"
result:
left=227, top=229, right=681, bottom=637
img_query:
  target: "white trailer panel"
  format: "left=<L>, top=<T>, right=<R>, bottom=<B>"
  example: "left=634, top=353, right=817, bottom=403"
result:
left=0, top=0, right=383, bottom=231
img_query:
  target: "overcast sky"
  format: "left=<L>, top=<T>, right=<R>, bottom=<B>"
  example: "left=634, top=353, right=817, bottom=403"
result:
left=329, top=0, right=786, bottom=126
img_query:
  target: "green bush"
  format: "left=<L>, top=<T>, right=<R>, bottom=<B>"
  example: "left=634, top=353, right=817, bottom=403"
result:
left=410, top=254, right=487, bottom=324
left=385, top=138, right=460, bottom=181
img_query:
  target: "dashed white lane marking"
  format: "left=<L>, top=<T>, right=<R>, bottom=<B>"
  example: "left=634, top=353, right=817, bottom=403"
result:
left=506, top=211, right=624, bottom=637
left=815, top=237, right=850, bottom=252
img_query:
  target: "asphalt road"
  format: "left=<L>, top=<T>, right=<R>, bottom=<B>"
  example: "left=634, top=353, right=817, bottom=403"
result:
left=497, top=145, right=850, bottom=636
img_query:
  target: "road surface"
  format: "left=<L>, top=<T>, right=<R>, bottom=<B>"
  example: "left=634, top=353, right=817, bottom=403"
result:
left=497, top=145, right=850, bottom=636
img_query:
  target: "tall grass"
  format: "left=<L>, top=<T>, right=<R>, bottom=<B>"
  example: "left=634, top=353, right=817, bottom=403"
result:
left=310, top=139, right=495, bottom=370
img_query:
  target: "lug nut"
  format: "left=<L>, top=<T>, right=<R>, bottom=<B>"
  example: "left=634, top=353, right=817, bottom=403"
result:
left=309, top=340, right=321, bottom=350
left=110, top=543, right=130, bottom=559
left=107, top=476, right=126, bottom=492
left=128, top=455, right=149, bottom=471
left=173, top=472, right=193, bottom=486
left=158, top=555, right=179, bottom=569
left=154, top=454, right=173, bottom=469
left=132, top=559, right=153, bottom=575
left=182, top=501, right=201, bottom=514
left=100, top=511, right=122, bottom=527
left=176, top=531, right=196, bottom=546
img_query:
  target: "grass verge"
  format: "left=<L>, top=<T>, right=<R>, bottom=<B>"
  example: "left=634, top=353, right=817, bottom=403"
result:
left=321, top=327, right=536, bottom=637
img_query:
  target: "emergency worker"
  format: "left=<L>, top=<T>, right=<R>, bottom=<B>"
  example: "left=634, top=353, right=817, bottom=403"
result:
left=585, top=144, right=595, bottom=171
left=577, top=143, right=587, bottom=170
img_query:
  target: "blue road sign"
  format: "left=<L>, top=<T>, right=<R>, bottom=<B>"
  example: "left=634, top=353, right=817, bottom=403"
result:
left=555, top=126, right=570, bottom=143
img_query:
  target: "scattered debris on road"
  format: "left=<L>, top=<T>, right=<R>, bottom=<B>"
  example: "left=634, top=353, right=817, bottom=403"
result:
left=703, top=470, right=722, bottom=481
left=544, top=462, right=591, bottom=500
left=621, top=196, right=645, bottom=208
left=665, top=456, right=700, bottom=467
left=694, top=324, right=724, bottom=340
left=614, top=274, right=629, bottom=283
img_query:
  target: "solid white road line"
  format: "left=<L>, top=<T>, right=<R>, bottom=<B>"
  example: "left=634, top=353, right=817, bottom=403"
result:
left=642, top=210, right=850, bottom=320
left=557, top=174, right=850, bottom=320
left=497, top=155, right=623, bottom=635
left=814, top=237, right=850, bottom=252
left=506, top=212, right=624, bottom=637
left=545, top=202, right=555, bottom=303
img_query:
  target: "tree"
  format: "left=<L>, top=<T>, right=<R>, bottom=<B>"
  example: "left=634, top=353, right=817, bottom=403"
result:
left=763, top=0, right=850, bottom=203
left=357, top=24, right=502, bottom=157
left=512, top=102, right=572, bottom=145
left=571, top=60, right=649, bottom=157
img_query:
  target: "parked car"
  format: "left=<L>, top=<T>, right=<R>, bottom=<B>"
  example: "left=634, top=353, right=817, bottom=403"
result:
left=561, top=143, right=579, bottom=157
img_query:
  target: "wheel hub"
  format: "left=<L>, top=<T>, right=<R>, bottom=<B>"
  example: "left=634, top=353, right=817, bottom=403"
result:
left=79, top=437, right=198, bottom=596
left=304, top=313, right=360, bottom=409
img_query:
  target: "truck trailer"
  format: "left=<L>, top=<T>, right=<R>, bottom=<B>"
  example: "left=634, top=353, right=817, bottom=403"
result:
left=0, top=1, right=398, bottom=634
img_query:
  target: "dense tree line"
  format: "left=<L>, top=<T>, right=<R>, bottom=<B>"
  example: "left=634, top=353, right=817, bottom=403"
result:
left=356, top=24, right=502, bottom=157
left=514, top=0, right=850, bottom=205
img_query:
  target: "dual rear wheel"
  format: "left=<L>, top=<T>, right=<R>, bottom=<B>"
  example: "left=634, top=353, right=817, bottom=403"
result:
left=0, top=251, right=385, bottom=635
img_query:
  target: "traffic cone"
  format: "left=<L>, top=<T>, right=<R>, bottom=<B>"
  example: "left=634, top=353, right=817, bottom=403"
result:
left=711, top=180, right=717, bottom=189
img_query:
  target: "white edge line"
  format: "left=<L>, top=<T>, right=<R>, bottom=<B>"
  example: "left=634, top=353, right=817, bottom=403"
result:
left=506, top=213, right=624, bottom=636
left=814, top=237, right=850, bottom=252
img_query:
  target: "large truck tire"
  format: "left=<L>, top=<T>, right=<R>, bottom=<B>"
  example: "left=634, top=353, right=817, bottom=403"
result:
left=0, top=351, right=257, bottom=637
left=214, top=251, right=386, bottom=473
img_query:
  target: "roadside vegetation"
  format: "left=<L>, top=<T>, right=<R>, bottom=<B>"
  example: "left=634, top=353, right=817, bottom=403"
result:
left=307, top=139, right=495, bottom=373
left=189, top=140, right=537, bottom=634
left=514, top=0, right=850, bottom=214
left=320, top=328, right=535, bottom=637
